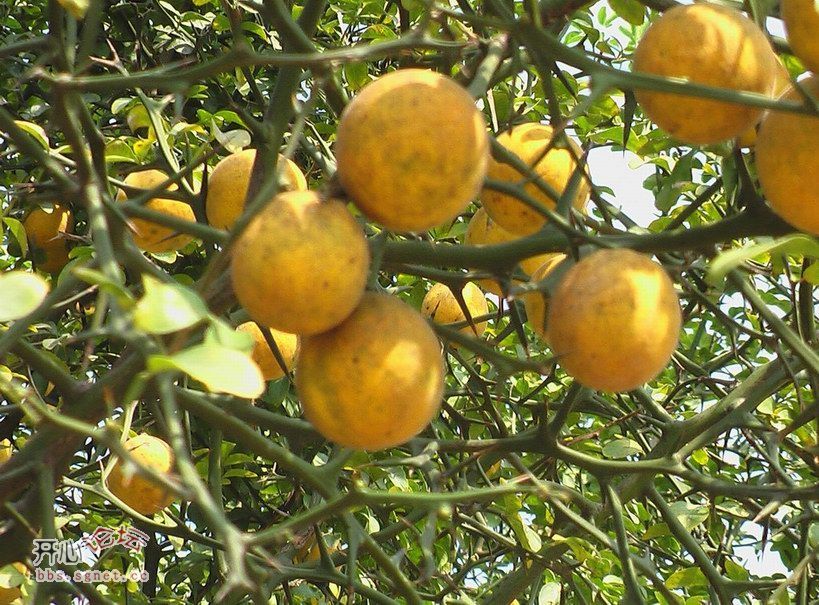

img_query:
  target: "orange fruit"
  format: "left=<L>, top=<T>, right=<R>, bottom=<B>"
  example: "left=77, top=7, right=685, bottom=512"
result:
left=421, top=282, right=489, bottom=338
left=23, top=203, right=73, bottom=274
left=296, top=292, right=444, bottom=450
left=548, top=249, right=681, bottom=392
left=755, top=76, right=819, bottom=235
left=481, top=123, right=590, bottom=236
left=231, top=190, right=369, bottom=335
left=116, top=169, right=197, bottom=253
left=236, top=321, right=299, bottom=381
left=521, top=253, right=566, bottom=341
left=107, top=434, right=176, bottom=516
left=633, top=3, right=778, bottom=144
left=336, top=69, right=488, bottom=232
left=205, top=149, right=307, bottom=230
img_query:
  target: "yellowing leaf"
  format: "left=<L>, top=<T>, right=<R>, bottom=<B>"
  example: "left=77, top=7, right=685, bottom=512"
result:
left=133, top=275, right=208, bottom=335
left=148, top=344, right=264, bottom=399
left=0, top=271, right=50, bottom=322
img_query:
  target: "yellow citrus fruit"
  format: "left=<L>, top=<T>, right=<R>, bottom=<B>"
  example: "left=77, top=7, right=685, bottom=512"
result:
left=106, top=433, right=176, bottom=516
left=633, top=3, right=778, bottom=144
left=737, top=60, right=792, bottom=148
left=421, top=281, right=489, bottom=338
left=548, top=249, right=681, bottom=392
left=481, top=123, right=590, bottom=236
left=296, top=292, right=445, bottom=450
left=116, top=169, right=196, bottom=253
left=236, top=321, right=299, bottom=381
left=755, top=76, right=819, bottom=235
left=0, top=563, right=27, bottom=605
left=782, top=0, right=819, bottom=74
left=0, top=439, right=11, bottom=465
left=23, top=203, right=73, bottom=274
left=521, top=253, right=566, bottom=341
left=205, top=149, right=307, bottom=230
left=464, top=207, right=554, bottom=295
left=231, top=190, right=370, bottom=335
left=336, top=69, right=489, bottom=232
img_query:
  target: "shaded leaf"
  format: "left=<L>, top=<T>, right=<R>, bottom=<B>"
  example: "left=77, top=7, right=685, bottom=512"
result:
left=602, top=438, right=642, bottom=459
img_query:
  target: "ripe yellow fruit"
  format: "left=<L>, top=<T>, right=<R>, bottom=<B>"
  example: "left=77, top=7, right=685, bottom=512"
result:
left=106, top=434, right=176, bottom=516
left=205, top=149, right=307, bottom=230
left=522, top=253, right=566, bottom=340
left=755, top=76, right=819, bottom=235
left=421, top=282, right=489, bottom=338
left=548, top=249, right=681, bottom=392
left=0, top=563, right=27, bottom=605
left=23, top=203, right=73, bottom=274
left=0, top=439, right=11, bottom=465
left=236, top=321, right=299, bottom=381
left=231, top=190, right=369, bottom=335
left=296, top=292, right=444, bottom=450
left=481, top=123, right=590, bottom=236
left=464, top=208, right=554, bottom=295
left=782, top=0, right=819, bottom=74
left=737, top=60, right=792, bottom=148
left=633, top=3, right=778, bottom=145
left=336, top=69, right=489, bottom=232
left=116, top=169, right=197, bottom=253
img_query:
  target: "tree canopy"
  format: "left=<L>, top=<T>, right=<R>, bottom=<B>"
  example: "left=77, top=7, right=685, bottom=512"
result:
left=0, top=0, right=817, bottom=604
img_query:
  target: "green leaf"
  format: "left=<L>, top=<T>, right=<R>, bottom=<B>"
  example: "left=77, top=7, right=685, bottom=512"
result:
left=608, top=0, right=645, bottom=25
left=538, top=582, right=561, bottom=605
left=132, top=275, right=208, bottom=335
left=204, top=317, right=254, bottom=353
left=148, top=344, right=264, bottom=398
left=691, top=449, right=709, bottom=465
left=0, top=563, right=26, bottom=589
left=666, top=567, right=707, bottom=589
left=668, top=501, right=709, bottom=531
left=707, top=235, right=819, bottom=285
left=343, top=63, right=369, bottom=92
left=3, top=217, right=28, bottom=256
left=0, top=271, right=50, bottom=321
left=724, top=559, right=750, bottom=582
left=211, top=119, right=251, bottom=153
left=72, top=267, right=133, bottom=307
left=601, top=438, right=642, bottom=459
left=803, top=262, right=819, bottom=285
left=641, top=523, right=670, bottom=540
left=13, top=120, right=49, bottom=149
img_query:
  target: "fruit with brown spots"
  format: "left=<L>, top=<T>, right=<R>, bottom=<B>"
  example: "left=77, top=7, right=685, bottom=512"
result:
left=23, top=203, right=73, bottom=274
left=296, top=292, right=444, bottom=450
left=421, top=281, right=489, bottom=338
left=205, top=149, right=307, bottom=230
left=481, top=123, right=590, bottom=236
left=547, top=249, right=681, bottom=392
left=336, top=69, right=489, bottom=232
left=237, top=321, right=299, bottom=381
left=231, top=190, right=369, bottom=335
left=116, top=169, right=197, bottom=253
left=633, top=3, right=778, bottom=144
left=106, top=434, right=177, bottom=516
